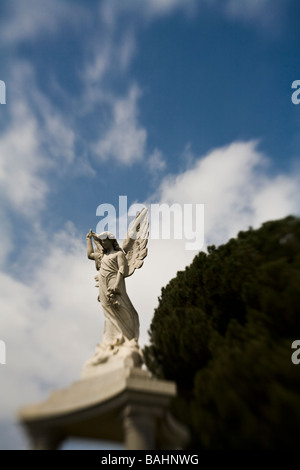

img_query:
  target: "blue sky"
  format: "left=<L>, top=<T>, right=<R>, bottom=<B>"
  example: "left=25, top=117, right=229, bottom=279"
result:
left=0, top=0, right=299, bottom=450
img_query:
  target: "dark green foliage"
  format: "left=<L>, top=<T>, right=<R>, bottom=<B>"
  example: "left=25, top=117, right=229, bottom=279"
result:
left=143, top=216, right=300, bottom=449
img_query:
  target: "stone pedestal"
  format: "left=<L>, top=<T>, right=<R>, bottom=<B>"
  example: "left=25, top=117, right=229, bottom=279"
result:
left=18, top=367, right=189, bottom=450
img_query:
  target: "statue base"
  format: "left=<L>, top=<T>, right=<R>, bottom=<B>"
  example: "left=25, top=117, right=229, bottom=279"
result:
left=81, top=339, right=144, bottom=379
left=18, top=366, right=189, bottom=450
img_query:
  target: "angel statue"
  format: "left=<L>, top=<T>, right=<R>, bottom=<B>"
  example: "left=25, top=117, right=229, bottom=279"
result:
left=81, top=208, right=149, bottom=377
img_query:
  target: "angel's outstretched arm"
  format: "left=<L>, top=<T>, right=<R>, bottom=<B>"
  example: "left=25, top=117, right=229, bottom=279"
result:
left=86, top=229, right=95, bottom=260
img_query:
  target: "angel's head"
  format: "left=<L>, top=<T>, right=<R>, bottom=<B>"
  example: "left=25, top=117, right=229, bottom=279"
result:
left=97, top=231, right=122, bottom=253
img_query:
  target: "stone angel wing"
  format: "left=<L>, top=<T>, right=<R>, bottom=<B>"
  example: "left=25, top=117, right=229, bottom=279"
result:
left=122, top=208, right=149, bottom=278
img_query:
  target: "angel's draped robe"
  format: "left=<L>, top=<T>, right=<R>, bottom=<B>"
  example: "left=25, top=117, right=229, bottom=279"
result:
left=97, top=251, right=140, bottom=350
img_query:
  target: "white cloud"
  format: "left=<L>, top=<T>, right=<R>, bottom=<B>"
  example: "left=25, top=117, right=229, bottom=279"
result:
left=99, top=0, right=197, bottom=24
left=0, top=61, right=77, bottom=216
left=98, top=0, right=290, bottom=31
left=81, top=29, right=138, bottom=115
left=11, top=61, right=76, bottom=166
left=143, top=0, right=197, bottom=18
left=118, top=31, right=137, bottom=71
left=224, top=0, right=277, bottom=19
left=93, top=86, right=147, bottom=165
left=0, top=0, right=87, bottom=45
left=0, top=208, right=13, bottom=268
left=0, top=100, right=48, bottom=215
left=0, top=224, right=100, bottom=420
left=83, top=48, right=111, bottom=86
left=33, top=94, right=76, bottom=166
left=147, top=149, right=166, bottom=173
left=221, top=0, right=291, bottom=31
left=80, top=30, right=149, bottom=167
left=252, top=174, right=300, bottom=225
left=152, top=141, right=300, bottom=245
left=225, top=0, right=271, bottom=17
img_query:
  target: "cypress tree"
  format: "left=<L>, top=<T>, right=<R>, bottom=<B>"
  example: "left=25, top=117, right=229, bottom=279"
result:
left=143, top=216, right=300, bottom=449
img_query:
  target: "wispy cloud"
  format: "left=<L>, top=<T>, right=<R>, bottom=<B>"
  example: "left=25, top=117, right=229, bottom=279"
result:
left=0, top=100, right=48, bottom=215
left=0, top=61, right=77, bottom=216
left=224, top=0, right=287, bottom=20
left=99, top=0, right=291, bottom=31
left=147, top=149, right=166, bottom=173
left=0, top=0, right=291, bottom=54
left=99, top=0, right=197, bottom=24
left=92, top=85, right=147, bottom=165
left=0, top=0, right=88, bottom=45
left=222, top=0, right=292, bottom=31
